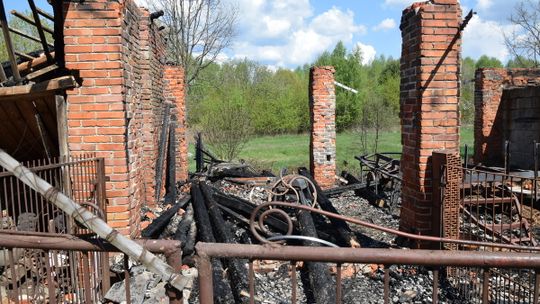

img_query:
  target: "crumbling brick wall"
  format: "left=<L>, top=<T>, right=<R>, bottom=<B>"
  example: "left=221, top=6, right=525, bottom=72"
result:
left=309, top=66, right=336, bottom=189
left=164, top=66, right=189, bottom=182
left=399, top=0, right=461, bottom=241
left=63, top=0, right=187, bottom=236
left=474, top=68, right=540, bottom=167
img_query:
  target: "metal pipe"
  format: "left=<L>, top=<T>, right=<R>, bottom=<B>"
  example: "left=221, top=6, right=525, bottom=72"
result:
left=197, top=255, right=214, bottom=304
left=0, top=233, right=181, bottom=253
left=250, top=202, right=540, bottom=252
left=196, top=242, right=540, bottom=269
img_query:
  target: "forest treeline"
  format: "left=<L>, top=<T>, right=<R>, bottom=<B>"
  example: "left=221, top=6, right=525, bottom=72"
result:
left=188, top=42, right=522, bottom=142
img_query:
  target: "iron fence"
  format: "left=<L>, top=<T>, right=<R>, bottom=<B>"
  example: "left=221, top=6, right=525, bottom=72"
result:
left=0, top=156, right=109, bottom=303
left=438, top=162, right=540, bottom=303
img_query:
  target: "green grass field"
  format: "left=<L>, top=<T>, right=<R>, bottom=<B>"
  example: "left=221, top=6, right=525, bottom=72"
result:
left=189, top=126, right=474, bottom=173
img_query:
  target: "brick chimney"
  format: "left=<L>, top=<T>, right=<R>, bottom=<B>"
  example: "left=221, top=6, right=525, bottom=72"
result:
left=309, top=66, right=336, bottom=189
left=399, top=0, right=462, bottom=240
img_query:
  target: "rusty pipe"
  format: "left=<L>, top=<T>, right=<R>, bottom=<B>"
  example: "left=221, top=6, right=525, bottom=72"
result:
left=250, top=202, right=540, bottom=252
left=0, top=234, right=181, bottom=253
left=196, top=242, right=540, bottom=269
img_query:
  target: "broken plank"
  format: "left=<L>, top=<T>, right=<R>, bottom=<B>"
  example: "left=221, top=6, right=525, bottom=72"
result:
left=0, top=76, right=77, bottom=101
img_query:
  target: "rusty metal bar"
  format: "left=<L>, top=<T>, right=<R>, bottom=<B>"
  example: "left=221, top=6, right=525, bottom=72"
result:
left=196, top=243, right=540, bottom=268
left=534, top=269, right=540, bottom=304
left=482, top=269, right=490, bottom=304
left=250, top=202, right=540, bottom=252
left=165, top=247, right=183, bottom=304
left=82, top=252, right=92, bottom=303
left=433, top=268, right=439, bottom=304
left=291, top=261, right=297, bottom=304
left=384, top=267, right=390, bottom=304
left=198, top=255, right=214, bottom=304
left=248, top=260, right=255, bottom=304
left=124, top=254, right=132, bottom=304
left=0, top=233, right=181, bottom=252
left=336, top=263, right=342, bottom=304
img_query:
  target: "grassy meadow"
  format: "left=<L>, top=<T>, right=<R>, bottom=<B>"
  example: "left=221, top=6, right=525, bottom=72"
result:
left=189, top=126, right=474, bottom=174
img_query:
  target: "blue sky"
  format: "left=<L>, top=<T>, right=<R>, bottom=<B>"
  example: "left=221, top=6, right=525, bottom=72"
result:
left=10, top=0, right=520, bottom=69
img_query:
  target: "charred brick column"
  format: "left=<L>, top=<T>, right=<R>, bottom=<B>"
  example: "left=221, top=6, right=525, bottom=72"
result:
left=309, top=66, right=336, bottom=189
left=399, top=0, right=461, bottom=240
left=164, top=65, right=189, bottom=182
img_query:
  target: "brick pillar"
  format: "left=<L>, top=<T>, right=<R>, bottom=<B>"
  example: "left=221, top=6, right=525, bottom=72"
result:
left=64, top=0, right=129, bottom=234
left=63, top=0, right=167, bottom=236
left=309, top=66, right=336, bottom=189
left=164, top=65, right=189, bottom=182
left=399, top=0, right=461, bottom=240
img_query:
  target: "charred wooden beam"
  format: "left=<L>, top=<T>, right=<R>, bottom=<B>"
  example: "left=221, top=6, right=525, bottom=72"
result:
left=298, top=168, right=360, bottom=247
left=191, top=183, right=235, bottom=303
left=174, top=204, right=194, bottom=254
left=141, top=195, right=190, bottom=239
left=201, top=183, right=249, bottom=303
left=155, top=104, right=171, bottom=201
left=342, top=171, right=387, bottom=208
left=164, top=119, right=177, bottom=205
left=296, top=208, right=336, bottom=303
left=25, top=63, right=58, bottom=81
left=322, top=182, right=368, bottom=197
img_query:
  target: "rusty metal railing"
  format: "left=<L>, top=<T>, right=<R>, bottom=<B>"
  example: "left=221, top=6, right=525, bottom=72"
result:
left=438, top=163, right=540, bottom=303
left=0, top=233, right=183, bottom=304
left=196, top=242, right=540, bottom=304
left=0, top=156, right=109, bottom=303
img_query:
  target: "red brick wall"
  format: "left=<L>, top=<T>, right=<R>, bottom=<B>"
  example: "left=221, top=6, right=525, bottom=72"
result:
left=63, top=0, right=182, bottom=236
left=164, top=66, right=189, bottom=182
left=399, top=0, right=461, bottom=239
left=474, top=68, right=540, bottom=166
left=309, top=66, right=336, bottom=189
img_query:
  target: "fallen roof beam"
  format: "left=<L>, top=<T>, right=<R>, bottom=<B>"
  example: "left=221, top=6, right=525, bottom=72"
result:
left=0, top=75, right=77, bottom=101
left=0, top=0, right=21, bottom=82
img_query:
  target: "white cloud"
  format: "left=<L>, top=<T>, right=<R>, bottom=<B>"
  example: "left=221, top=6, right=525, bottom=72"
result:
left=231, top=4, right=367, bottom=67
left=383, top=0, right=417, bottom=8
left=477, top=0, right=493, bottom=10
left=354, top=42, right=377, bottom=65
left=373, top=18, right=397, bottom=31
left=462, top=15, right=516, bottom=62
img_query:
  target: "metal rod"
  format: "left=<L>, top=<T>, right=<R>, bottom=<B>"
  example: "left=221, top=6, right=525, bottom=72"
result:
left=124, top=254, right=132, bottom=304
left=464, top=144, right=469, bottom=168
left=249, top=202, right=540, bottom=252
left=482, top=268, right=490, bottom=304
left=384, top=267, right=390, bottom=304
left=0, top=0, right=21, bottom=81
left=336, top=263, right=342, bottom=304
left=0, top=233, right=181, bottom=252
left=433, top=268, right=439, bottom=304
left=249, top=260, right=255, bottom=304
left=196, top=242, right=540, bottom=269
left=198, top=255, right=214, bottom=304
left=291, top=261, right=297, bottom=304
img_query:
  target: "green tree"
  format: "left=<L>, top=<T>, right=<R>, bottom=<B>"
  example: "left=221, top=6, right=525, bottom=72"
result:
left=475, top=55, right=503, bottom=69
left=461, top=57, right=476, bottom=124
